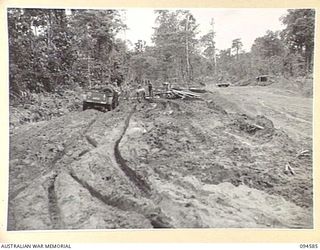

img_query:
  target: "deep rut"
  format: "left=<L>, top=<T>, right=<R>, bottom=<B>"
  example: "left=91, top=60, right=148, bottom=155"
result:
left=82, top=114, right=99, bottom=134
left=47, top=173, right=62, bottom=229
left=46, top=116, right=99, bottom=229
left=114, top=105, right=152, bottom=197
left=69, top=171, right=172, bottom=228
left=71, top=108, right=172, bottom=227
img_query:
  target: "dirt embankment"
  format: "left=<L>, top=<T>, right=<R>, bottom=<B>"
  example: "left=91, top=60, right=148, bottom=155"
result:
left=119, top=97, right=312, bottom=228
left=8, top=88, right=313, bottom=230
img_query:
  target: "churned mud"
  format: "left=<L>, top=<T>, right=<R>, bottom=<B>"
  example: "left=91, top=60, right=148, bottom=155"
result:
left=8, top=85, right=313, bottom=230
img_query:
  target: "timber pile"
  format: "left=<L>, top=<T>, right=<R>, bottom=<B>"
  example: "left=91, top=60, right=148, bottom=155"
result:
left=188, top=87, right=206, bottom=93
left=153, top=88, right=201, bottom=99
left=170, top=89, right=200, bottom=99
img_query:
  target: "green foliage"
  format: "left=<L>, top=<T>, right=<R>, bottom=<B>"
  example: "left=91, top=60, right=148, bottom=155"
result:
left=69, top=9, right=127, bottom=86
left=252, top=31, right=285, bottom=58
left=280, top=9, right=315, bottom=71
left=8, top=8, right=127, bottom=100
left=129, top=46, right=160, bottom=83
left=8, top=8, right=315, bottom=99
left=200, top=24, right=216, bottom=75
left=216, top=8, right=315, bottom=83
left=231, top=38, right=243, bottom=60
left=201, top=31, right=215, bottom=58
left=251, top=31, right=286, bottom=76
left=151, top=10, right=199, bottom=82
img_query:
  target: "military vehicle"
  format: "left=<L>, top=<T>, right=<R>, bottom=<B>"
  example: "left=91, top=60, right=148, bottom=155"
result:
left=83, top=86, right=119, bottom=112
left=216, top=82, right=230, bottom=87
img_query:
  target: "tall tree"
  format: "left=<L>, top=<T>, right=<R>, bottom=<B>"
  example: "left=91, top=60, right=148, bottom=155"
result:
left=152, top=10, right=198, bottom=82
left=216, top=48, right=232, bottom=80
left=69, top=9, right=126, bottom=86
left=280, top=9, right=315, bottom=72
left=252, top=31, right=285, bottom=58
left=251, top=30, right=286, bottom=76
left=200, top=19, right=216, bottom=75
left=231, top=38, right=243, bottom=60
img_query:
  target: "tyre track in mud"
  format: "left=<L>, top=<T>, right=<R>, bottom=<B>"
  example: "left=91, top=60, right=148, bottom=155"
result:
left=9, top=108, right=173, bottom=230
left=47, top=172, right=62, bottom=229
left=11, top=114, right=99, bottom=200
left=69, top=108, right=170, bottom=227
left=79, top=113, right=100, bottom=149
left=82, top=114, right=99, bottom=134
left=81, top=107, right=171, bottom=227
left=114, top=105, right=152, bottom=197
left=9, top=144, right=67, bottom=201
left=45, top=114, right=101, bottom=229
left=8, top=144, right=67, bottom=230
left=47, top=115, right=98, bottom=229
left=12, top=114, right=100, bottom=229
left=259, top=100, right=312, bottom=124
left=45, top=114, right=100, bottom=229
left=69, top=171, right=172, bottom=228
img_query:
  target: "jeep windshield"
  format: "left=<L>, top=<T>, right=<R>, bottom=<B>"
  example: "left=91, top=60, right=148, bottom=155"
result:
left=84, top=88, right=113, bottom=102
left=84, top=90, right=106, bottom=103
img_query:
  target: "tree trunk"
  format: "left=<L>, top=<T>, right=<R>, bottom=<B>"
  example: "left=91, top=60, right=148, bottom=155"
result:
left=305, top=44, right=313, bottom=73
left=185, top=14, right=190, bottom=84
left=86, top=25, right=91, bottom=88
left=236, top=47, right=239, bottom=61
left=47, top=10, right=52, bottom=47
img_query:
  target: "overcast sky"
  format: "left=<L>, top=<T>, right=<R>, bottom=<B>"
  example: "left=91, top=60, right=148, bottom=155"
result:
left=118, top=8, right=288, bottom=52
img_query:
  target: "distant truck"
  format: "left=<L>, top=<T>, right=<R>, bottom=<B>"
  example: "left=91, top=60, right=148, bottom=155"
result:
left=216, top=82, right=230, bottom=87
left=83, top=86, right=119, bottom=112
left=256, top=75, right=270, bottom=86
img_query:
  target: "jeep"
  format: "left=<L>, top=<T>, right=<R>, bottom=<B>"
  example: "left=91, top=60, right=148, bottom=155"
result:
left=83, top=86, right=119, bottom=112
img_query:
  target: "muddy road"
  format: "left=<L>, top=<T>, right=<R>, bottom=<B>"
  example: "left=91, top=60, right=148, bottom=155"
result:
left=8, top=85, right=313, bottom=230
left=207, top=85, right=313, bottom=145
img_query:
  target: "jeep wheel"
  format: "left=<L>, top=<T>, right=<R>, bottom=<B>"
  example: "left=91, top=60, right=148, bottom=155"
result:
left=106, top=104, right=112, bottom=111
left=112, top=97, right=118, bottom=109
